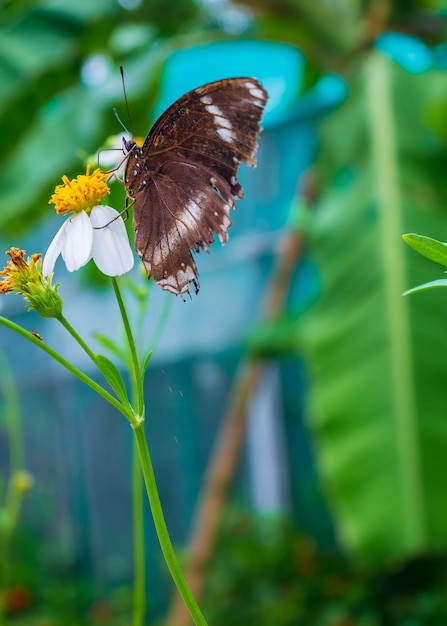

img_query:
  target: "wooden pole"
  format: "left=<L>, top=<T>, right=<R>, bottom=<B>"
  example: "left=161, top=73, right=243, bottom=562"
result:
left=166, top=226, right=304, bottom=626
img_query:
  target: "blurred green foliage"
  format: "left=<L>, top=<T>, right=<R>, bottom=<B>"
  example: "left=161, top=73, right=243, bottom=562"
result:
left=5, top=507, right=447, bottom=625
left=0, top=0, right=210, bottom=237
left=1, top=0, right=446, bottom=237
left=201, top=506, right=447, bottom=626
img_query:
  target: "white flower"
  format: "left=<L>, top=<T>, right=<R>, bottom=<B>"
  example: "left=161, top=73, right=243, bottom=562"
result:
left=43, top=206, right=134, bottom=277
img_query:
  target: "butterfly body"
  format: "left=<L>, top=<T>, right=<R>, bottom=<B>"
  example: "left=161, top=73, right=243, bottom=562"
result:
left=124, top=77, right=268, bottom=296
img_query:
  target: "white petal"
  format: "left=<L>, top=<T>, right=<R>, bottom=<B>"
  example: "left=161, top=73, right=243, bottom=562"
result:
left=62, top=211, right=93, bottom=272
left=42, top=219, right=68, bottom=277
left=90, top=206, right=134, bottom=276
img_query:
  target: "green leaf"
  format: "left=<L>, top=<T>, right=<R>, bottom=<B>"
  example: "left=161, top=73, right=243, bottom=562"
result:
left=404, top=279, right=447, bottom=295
left=94, top=332, right=126, bottom=362
left=402, top=233, right=447, bottom=267
left=140, top=350, right=153, bottom=380
left=95, top=354, right=130, bottom=408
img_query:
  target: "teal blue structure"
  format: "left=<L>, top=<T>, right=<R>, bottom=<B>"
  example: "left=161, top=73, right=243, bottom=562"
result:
left=375, top=31, right=447, bottom=73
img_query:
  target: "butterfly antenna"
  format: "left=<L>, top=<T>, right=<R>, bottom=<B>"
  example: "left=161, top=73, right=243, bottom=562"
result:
left=112, top=107, right=130, bottom=134
left=119, top=65, right=134, bottom=137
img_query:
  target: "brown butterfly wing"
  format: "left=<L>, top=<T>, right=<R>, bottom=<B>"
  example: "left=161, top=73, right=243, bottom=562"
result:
left=124, top=77, right=268, bottom=296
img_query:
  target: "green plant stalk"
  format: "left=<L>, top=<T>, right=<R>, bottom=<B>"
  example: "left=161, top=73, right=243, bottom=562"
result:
left=111, top=278, right=206, bottom=626
left=132, top=421, right=208, bottom=626
left=0, top=317, right=129, bottom=419
left=130, top=282, right=166, bottom=626
left=366, top=53, right=426, bottom=549
left=111, top=278, right=146, bottom=626
left=56, top=312, right=99, bottom=365
left=112, top=278, right=144, bottom=415
left=132, top=440, right=145, bottom=626
left=128, top=281, right=171, bottom=626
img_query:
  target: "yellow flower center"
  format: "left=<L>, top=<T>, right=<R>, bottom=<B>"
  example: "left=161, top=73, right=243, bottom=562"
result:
left=49, top=165, right=110, bottom=215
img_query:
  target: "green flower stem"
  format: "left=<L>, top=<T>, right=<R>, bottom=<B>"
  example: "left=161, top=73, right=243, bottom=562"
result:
left=112, top=278, right=206, bottom=624
left=111, top=278, right=144, bottom=416
left=132, top=442, right=145, bottom=626
left=111, top=277, right=146, bottom=626
left=56, top=313, right=99, bottom=365
left=0, top=317, right=129, bottom=419
left=132, top=420, right=208, bottom=626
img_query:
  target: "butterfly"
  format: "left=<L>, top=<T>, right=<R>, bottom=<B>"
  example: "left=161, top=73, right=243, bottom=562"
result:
left=122, top=77, right=268, bottom=296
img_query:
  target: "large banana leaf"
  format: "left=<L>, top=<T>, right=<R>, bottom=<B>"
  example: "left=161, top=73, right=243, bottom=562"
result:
left=297, top=52, right=447, bottom=565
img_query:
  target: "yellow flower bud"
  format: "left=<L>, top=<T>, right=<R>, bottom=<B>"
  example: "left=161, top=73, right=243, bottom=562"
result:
left=0, top=248, right=63, bottom=317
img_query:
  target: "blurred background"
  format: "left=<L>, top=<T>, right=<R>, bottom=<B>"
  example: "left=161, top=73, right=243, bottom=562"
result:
left=2, top=0, right=447, bottom=624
